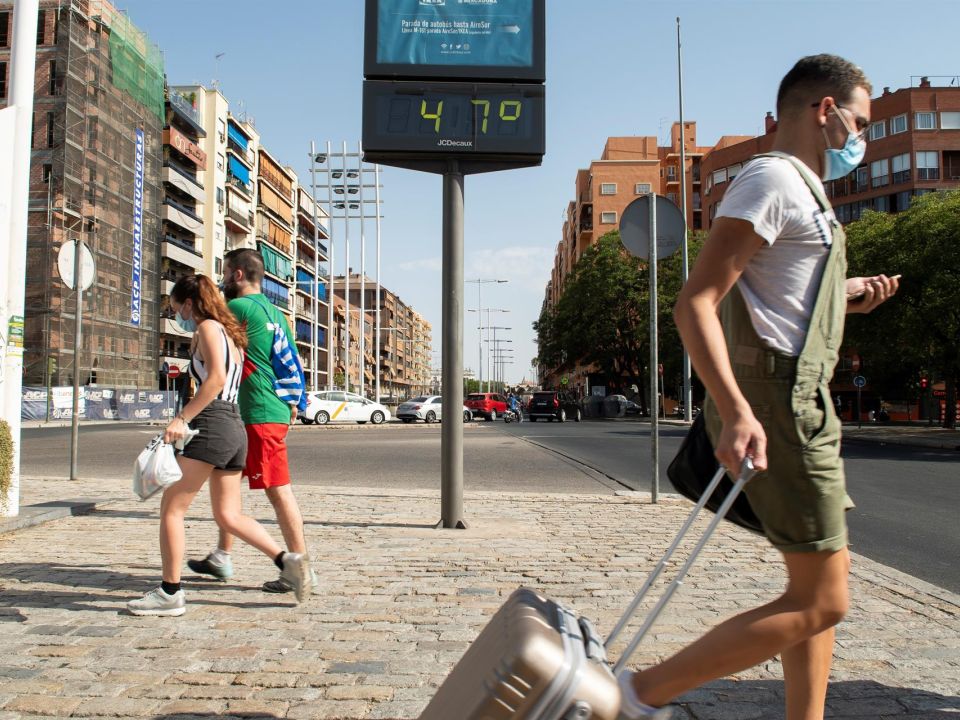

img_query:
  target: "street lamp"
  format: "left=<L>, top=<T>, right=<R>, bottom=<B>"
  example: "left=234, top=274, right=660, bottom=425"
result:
left=466, top=279, right=508, bottom=393
left=469, top=308, right=509, bottom=392
left=486, top=327, right=511, bottom=393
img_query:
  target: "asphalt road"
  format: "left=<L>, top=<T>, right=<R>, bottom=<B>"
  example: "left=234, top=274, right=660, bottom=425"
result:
left=498, top=418, right=960, bottom=594
left=19, top=418, right=959, bottom=592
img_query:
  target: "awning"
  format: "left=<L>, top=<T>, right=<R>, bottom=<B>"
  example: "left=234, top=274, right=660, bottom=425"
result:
left=227, top=123, right=249, bottom=150
left=228, top=156, right=250, bottom=185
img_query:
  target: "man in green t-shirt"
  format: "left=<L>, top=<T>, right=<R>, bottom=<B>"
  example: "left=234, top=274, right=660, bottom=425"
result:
left=188, top=249, right=313, bottom=595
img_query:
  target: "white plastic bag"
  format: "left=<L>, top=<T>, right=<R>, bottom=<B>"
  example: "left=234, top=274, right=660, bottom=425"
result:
left=133, top=435, right=182, bottom=501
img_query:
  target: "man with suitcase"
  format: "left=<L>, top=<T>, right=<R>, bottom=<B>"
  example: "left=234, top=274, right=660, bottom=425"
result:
left=618, top=55, right=899, bottom=719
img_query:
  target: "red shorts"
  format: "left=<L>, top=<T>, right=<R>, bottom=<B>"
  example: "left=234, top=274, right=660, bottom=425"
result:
left=244, top=423, right=291, bottom=490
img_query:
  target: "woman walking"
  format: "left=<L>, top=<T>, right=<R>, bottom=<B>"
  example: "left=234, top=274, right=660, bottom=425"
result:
left=128, top=275, right=311, bottom=616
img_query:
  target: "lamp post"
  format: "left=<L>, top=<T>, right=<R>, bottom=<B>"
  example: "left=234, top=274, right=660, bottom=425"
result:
left=487, top=327, right=511, bottom=393
left=468, top=308, right=509, bottom=392
left=311, top=143, right=382, bottom=395
left=465, top=279, right=507, bottom=396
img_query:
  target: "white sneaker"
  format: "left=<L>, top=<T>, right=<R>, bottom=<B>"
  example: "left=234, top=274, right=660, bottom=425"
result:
left=617, top=671, right=673, bottom=719
left=127, top=587, right=186, bottom=617
left=279, top=553, right=312, bottom=603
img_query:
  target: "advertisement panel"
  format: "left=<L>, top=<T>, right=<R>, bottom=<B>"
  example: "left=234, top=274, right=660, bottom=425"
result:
left=365, top=0, right=544, bottom=81
left=131, top=127, right=144, bottom=327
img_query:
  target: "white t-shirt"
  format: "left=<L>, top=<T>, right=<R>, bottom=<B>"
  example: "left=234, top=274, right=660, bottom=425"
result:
left=716, top=155, right=838, bottom=356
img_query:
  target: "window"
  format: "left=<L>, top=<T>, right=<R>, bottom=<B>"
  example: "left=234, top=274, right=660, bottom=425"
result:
left=600, top=182, right=617, bottom=195
left=891, top=153, right=911, bottom=184
left=36, top=9, right=45, bottom=45
left=48, top=60, right=56, bottom=95
left=915, top=112, right=936, bottom=130
left=666, top=165, right=677, bottom=180
left=940, top=112, right=960, bottom=130
left=0, top=13, right=9, bottom=48
left=635, top=182, right=652, bottom=195
left=666, top=192, right=678, bottom=204
left=711, top=168, right=727, bottom=185
left=868, top=121, right=886, bottom=141
left=870, top=158, right=889, bottom=188
left=46, top=111, right=54, bottom=148
left=916, top=151, right=940, bottom=180
left=215, top=187, right=224, bottom=206
left=727, top=163, right=742, bottom=180
left=874, top=195, right=890, bottom=212
left=600, top=211, right=617, bottom=224
left=216, top=153, right=224, bottom=171
left=0, top=61, right=6, bottom=99
left=42, top=163, right=51, bottom=183
left=855, top=166, right=868, bottom=192
left=891, top=114, right=908, bottom=134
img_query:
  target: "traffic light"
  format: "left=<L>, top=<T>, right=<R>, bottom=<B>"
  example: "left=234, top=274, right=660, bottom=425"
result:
left=920, top=377, right=929, bottom=390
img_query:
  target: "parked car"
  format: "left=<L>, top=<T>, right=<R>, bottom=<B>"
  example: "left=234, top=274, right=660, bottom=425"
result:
left=301, top=391, right=391, bottom=425
left=465, top=392, right=508, bottom=421
left=396, top=395, right=472, bottom=423
left=527, top=390, right=582, bottom=423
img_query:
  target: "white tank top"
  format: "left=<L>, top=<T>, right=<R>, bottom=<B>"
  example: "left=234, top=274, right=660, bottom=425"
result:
left=188, top=321, right=242, bottom=403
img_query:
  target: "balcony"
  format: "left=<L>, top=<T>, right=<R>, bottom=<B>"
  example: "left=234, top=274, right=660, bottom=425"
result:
left=162, top=200, right=203, bottom=235
left=163, top=165, right=205, bottom=204
left=161, top=317, right=194, bottom=338
left=225, top=206, right=254, bottom=233
left=227, top=137, right=256, bottom=168
left=161, top=239, right=204, bottom=271
left=227, top=175, right=253, bottom=200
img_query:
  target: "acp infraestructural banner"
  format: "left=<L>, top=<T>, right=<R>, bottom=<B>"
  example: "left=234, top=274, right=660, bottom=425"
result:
left=377, top=0, right=535, bottom=70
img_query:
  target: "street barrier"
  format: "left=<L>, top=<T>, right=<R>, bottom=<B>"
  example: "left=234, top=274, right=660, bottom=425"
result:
left=21, top=386, right=177, bottom=422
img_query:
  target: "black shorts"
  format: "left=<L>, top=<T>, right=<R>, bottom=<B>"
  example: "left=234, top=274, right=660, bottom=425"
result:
left=181, top=400, right=247, bottom=471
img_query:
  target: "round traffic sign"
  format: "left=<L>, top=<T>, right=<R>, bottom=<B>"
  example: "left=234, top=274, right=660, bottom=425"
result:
left=57, top=240, right=96, bottom=291
left=853, top=375, right=866, bottom=388
left=619, top=194, right=686, bottom=260
left=167, top=366, right=182, bottom=379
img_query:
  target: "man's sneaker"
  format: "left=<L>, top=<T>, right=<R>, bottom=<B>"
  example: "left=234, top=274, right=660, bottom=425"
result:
left=187, top=553, right=234, bottom=580
left=617, top=672, right=673, bottom=719
left=276, top=553, right=312, bottom=603
left=263, top=569, right=319, bottom=595
left=127, top=587, right=186, bottom=617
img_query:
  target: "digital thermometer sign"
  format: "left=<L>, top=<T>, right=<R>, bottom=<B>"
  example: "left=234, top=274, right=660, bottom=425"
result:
left=363, top=80, right=544, bottom=165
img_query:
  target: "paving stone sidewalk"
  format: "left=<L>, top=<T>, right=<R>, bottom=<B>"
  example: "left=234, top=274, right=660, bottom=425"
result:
left=1, top=484, right=958, bottom=720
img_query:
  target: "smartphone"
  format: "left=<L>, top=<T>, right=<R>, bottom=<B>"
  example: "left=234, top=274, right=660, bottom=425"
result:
left=848, top=274, right=901, bottom=301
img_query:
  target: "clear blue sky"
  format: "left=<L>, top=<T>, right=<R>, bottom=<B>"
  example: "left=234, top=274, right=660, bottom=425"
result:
left=123, top=0, right=958, bottom=385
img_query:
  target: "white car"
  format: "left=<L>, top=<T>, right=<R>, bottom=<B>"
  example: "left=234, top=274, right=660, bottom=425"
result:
left=396, top=395, right=472, bottom=424
left=302, top=391, right=391, bottom=425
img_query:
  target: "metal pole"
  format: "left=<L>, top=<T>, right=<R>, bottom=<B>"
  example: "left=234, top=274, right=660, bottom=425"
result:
left=324, top=142, right=335, bottom=390
left=649, top=194, right=659, bottom=503
left=341, top=142, right=350, bottom=393
left=358, top=142, right=366, bottom=397
left=375, top=164, right=382, bottom=402
left=309, top=142, right=319, bottom=391
left=477, top=282, right=483, bottom=392
left=1, top=0, right=39, bottom=516
left=677, top=17, right=692, bottom=424
left=70, top=238, right=84, bottom=481
left=440, top=162, right=465, bottom=529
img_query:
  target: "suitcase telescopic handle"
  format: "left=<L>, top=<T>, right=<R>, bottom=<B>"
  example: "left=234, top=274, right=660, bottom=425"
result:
left=607, top=458, right=756, bottom=675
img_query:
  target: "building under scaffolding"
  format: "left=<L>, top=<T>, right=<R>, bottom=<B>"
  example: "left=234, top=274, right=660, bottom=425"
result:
left=0, top=0, right=164, bottom=389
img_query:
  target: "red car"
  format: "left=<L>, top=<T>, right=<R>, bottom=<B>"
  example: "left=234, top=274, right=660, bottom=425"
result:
left=465, top=392, right=508, bottom=421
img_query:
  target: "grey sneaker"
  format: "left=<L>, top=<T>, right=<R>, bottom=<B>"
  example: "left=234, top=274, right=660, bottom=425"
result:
left=127, top=587, right=186, bottom=617
left=263, top=569, right=319, bottom=595
left=277, top=553, right=312, bottom=603
left=187, top=553, right=234, bottom=580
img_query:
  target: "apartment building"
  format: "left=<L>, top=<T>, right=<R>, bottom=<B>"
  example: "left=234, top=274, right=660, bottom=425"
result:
left=292, top=185, right=330, bottom=389
left=1, top=0, right=164, bottom=389
left=700, top=79, right=960, bottom=230
left=332, top=276, right=432, bottom=400
left=158, top=86, right=206, bottom=379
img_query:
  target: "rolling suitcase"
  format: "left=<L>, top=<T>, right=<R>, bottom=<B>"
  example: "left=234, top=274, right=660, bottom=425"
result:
left=418, top=460, right=756, bottom=720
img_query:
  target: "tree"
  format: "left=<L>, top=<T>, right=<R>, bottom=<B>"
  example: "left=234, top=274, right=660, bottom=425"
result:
left=533, top=230, right=706, bottom=410
left=845, top=190, right=960, bottom=428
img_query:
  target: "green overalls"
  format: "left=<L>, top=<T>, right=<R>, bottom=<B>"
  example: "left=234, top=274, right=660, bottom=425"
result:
left=704, top=152, right=854, bottom=553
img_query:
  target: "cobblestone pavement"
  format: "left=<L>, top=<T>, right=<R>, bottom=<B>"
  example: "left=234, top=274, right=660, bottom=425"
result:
left=1, top=482, right=958, bottom=719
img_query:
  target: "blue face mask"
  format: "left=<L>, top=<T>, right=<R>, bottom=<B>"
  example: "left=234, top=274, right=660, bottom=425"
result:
left=822, top=110, right=867, bottom=181
left=175, top=308, right=197, bottom=333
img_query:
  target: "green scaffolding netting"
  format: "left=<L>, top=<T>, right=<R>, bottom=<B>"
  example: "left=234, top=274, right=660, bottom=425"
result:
left=105, top=7, right=164, bottom=121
